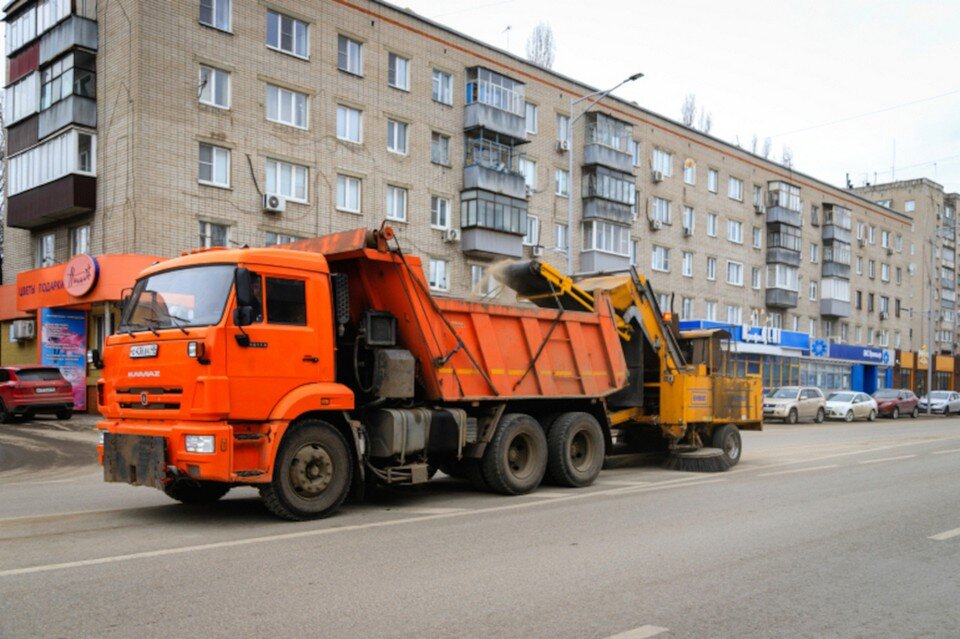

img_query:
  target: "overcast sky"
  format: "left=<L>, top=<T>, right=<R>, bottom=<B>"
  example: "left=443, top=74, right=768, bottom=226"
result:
left=404, top=0, right=960, bottom=195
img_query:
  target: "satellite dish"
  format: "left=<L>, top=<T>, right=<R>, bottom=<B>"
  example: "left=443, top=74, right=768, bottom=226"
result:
left=684, top=158, right=695, bottom=169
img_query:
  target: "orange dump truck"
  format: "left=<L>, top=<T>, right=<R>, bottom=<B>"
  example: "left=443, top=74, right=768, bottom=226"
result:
left=96, top=226, right=761, bottom=519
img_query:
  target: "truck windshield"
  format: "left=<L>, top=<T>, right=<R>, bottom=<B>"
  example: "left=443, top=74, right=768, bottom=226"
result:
left=119, top=265, right=235, bottom=333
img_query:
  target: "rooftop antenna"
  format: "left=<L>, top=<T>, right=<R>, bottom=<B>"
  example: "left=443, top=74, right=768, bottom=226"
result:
left=501, top=25, right=511, bottom=52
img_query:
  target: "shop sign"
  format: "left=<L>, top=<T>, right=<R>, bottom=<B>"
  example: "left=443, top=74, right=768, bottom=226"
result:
left=40, top=308, right=87, bottom=411
left=814, top=341, right=894, bottom=365
left=740, top=324, right=782, bottom=345
left=63, top=254, right=100, bottom=297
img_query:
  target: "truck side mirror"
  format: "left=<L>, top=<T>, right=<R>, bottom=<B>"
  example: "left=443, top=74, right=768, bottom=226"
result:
left=233, top=267, right=255, bottom=327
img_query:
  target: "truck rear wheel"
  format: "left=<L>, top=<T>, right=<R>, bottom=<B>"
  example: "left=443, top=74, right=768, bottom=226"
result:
left=260, top=420, right=352, bottom=521
left=480, top=413, right=546, bottom=495
left=711, top=424, right=742, bottom=468
left=164, top=480, right=231, bottom=504
left=546, top=412, right=605, bottom=487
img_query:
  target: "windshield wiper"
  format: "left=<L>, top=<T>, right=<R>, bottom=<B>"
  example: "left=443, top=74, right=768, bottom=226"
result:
left=141, top=318, right=161, bottom=336
left=167, top=314, right=190, bottom=335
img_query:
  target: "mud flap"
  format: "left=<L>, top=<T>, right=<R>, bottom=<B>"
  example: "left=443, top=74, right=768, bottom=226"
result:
left=103, top=433, right=168, bottom=489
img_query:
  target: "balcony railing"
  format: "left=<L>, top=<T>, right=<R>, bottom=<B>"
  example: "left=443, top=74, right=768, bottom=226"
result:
left=465, top=79, right=524, bottom=116
left=464, top=137, right=524, bottom=175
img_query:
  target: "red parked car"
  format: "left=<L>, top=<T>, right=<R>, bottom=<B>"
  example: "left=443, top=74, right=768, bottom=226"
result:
left=871, top=388, right=920, bottom=419
left=0, top=366, right=74, bottom=422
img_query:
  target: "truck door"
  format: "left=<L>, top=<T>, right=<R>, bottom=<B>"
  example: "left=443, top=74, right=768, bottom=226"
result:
left=226, top=271, right=329, bottom=420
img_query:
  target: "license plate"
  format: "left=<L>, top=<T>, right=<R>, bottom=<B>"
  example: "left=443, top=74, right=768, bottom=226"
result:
left=130, top=344, right=159, bottom=359
left=35, top=387, right=56, bottom=394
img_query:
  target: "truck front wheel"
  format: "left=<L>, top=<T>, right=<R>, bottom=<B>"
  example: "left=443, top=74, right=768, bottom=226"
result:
left=546, top=412, right=605, bottom=487
left=480, top=413, right=547, bottom=495
left=260, top=420, right=353, bottom=520
left=711, top=424, right=742, bottom=468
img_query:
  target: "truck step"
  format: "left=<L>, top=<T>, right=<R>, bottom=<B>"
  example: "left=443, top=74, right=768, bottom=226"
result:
left=234, top=433, right=267, bottom=440
left=234, top=470, right=265, bottom=477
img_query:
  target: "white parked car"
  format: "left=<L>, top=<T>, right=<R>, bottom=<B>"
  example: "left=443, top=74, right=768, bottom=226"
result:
left=825, top=391, right=878, bottom=422
left=918, top=391, right=960, bottom=415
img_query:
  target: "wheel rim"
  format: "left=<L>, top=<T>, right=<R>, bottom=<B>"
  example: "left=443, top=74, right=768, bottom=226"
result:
left=569, top=429, right=594, bottom=472
left=846, top=411, right=853, bottom=422
left=289, top=443, right=334, bottom=498
left=724, top=433, right=740, bottom=460
left=506, top=432, right=537, bottom=480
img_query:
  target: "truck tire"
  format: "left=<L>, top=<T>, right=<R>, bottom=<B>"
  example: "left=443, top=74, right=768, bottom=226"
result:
left=546, top=412, right=605, bottom=488
left=711, top=424, right=742, bottom=468
left=480, top=413, right=547, bottom=495
left=163, top=480, right=231, bottom=504
left=260, top=420, right=353, bottom=521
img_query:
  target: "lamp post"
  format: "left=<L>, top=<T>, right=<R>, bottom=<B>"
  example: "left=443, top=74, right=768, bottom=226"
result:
left=566, top=72, right=644, bottom=276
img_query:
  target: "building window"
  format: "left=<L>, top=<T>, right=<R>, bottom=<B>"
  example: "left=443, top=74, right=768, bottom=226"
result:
left=683, top=160, right=696, bottom=185
left=554, top=223, right=568, bottom=252
left=70, top=225, right=90, bottom=256
left=868, top=260, right=876, bottom=279
left=432, top=69, right=453, bottom=105
left=555, top=169, right=570, bottom=197
left=768, top=181, right=801, bottom=212
left=461, top=189, right=527, bottom=235
left=431, top=196, right=450, bottom=229
left=336, top=175, right=361, bottom=213
left=881, top=230, right=890, bottom=248
left=582, top=166, right=636, bottom=206
left=682, top=206, right=695, bottom=234
left=681, top=297, right=693, bottom=320
left=682, top=251, right=693, bottom=277
left=855, top=290, right=862, bottom=310
left=881, top=263, right=890, bottom=282
left=266, top=84, right=307, bottom=129
left=198, top=143, right=230, bottom=188
left=629, top=140, right=642, bottom=167
left=753, top=185, right=763, bottom=208
left=265, top=231, right=299, bottom=246
left=651, top=245, right=670, bottom=272
left=471, top=265, right=500, bottom=296
left=336, top=105, right=362, bottom=143
left=386, top=185, right=408, bottom=221
left=727, top=305, right=742, bottom=325
left=200, top=0, right=231, bottom=32
left=199, top=221, right=228, bottom=248
left=267, top=10, right=309, bottom=59
left=523, top=215, right=540, bottom=246
left=428, top=258, right=449, bottom=291
left=705, top=301, right=717, bottom=321
left=856, top=256, right=863, bottom=275
left=753, top=227, right=762, bottom=248
left=707, top=169, right=718, bottom=193
left=520, top=158, right=537, bottom=190
left=896, top=267, right=902, bottom=285
left=431, top=132, right=450, bottom=165
left=653, top=149, right=673, bottom=177
left=525, top=102, right=538, bottom=134
left=706, top=256, right=717, bottom=281
left=35, top=233, right=55, bottom=268
left=581, top=220, right=629, bottom=256
left=7, top=129, right=97, bottom=196
left=905, top=200, right=916, bottom=213
left=265, top=159, right=308, bottom=203
left=809, top=280, right=818, bottom=301
left=629, top=240, right=639, bottom=267
left=337, top=35, right=363, bottom=75
left=556, top=114, right=570, bottom=143
left=652, top=197, right=672, bottom=224
left=198, top=65, right=230, bottom=109
left=752, top=267, right=761, bottom=290
left=5, top=72, right=39, bottom=125
left=726, top=261, right=744, bottom=286
left=727, top=177, right=743, bottom=201
left=385, top=119, right=409, bottom=154
left=810, top=243, right=819, bottom=263
left=727, top=220, right=743, bottom=244
left=707, top=213, right=718, bottom=237
left=6, top=6, right=36, bottom=54
left=40, top=51, right=96, bottom=112
left=388, top=52, right=410, bottom=90
left=465, top=67, right=524, bottom=115
left=766, top=264, right=799, bottom=291
left=868, top=225, right=876, bottom=244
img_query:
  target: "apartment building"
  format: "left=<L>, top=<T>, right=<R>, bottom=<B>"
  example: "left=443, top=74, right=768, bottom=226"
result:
left=0, top=0, right=948, bottom=401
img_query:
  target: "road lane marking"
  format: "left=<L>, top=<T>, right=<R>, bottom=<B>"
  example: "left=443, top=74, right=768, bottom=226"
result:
left=932, top=448, right=960, bottom=455
left=385, top=507, right=467, bottom=515
left=858, top=454, right=916, bottom=465
left=0, top=507, right=133, bottom=526
left=0, top=477, right=725, bottom=578
left=929, top=527, right=960, bottom=541
left=757, top=465, right=838, bottom=477
left=605, top=625, right=670, bottom=638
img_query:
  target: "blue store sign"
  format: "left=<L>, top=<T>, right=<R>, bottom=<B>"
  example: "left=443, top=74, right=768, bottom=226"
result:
left=806, top=341, right=893, bottom=365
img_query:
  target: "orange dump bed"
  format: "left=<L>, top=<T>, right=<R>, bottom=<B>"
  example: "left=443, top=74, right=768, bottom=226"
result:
left=295, top=234, right=629, bottom=402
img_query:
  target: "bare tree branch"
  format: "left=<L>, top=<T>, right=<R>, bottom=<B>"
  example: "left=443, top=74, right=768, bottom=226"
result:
left=525, top=22, right=556, bottom=69
left=681, top=94, right=696, bottom=127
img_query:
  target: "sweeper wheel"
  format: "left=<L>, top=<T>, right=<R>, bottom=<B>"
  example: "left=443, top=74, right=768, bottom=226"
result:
left=662, top=447, right=731, bottom=473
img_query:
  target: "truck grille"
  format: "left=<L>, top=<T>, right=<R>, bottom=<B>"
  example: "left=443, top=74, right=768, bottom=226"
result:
left=117, top=387, right=183, bottom=410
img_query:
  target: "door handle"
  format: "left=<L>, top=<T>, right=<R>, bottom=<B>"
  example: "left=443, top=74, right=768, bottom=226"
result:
left=302, top=355, right=319, bottom=363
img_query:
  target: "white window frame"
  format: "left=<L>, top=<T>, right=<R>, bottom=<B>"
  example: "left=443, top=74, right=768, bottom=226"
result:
left=266, top=84, right=308, bottom=129
left=200, top=0, right=231, bottom=32
left=386, top=185, right=408, bottom=222
left=707, top=169, right=718, bottom=193
left=555, top=169, right=569, bottom=197
left=337, top=35, right=363, bottom=75
left=336, top=105, right=362, bottom=143
left=706, top=256, right=717, bottom=281
left=70, top=224, right=90, bottom=256
left=428, top=258, right=450, bottom=292
left=555, top=223, right=568, bottom=252
left=581, top=220, right=629, bottom=256
left=520, top=158, right=537, bottom=190
left=8, top=129, right=97, bottom=196
left=653, top=148, right=673, bottom=177
left=430, top=195, right=451, bottom=230
left=386, top=119, right=409, bottom=155
left=810, top=243, right=819, bottom=263
left=727, top=220, right=743, bottom=244
left=432, top=69, right=453, bottom=105
left=651, top=245, right=670, bottom=273
left=525, top=102, right=538, bottom=134
left=809, top=280, right=818, bottom=301
left=430, top=131, right=450, bottom=165
left=336, top=174, right=361, bottom=214
left=198, top=142, right=231, bottom=188
left=727, top=177, right=743, bottom=201
left=753, top=227, right=762, bottom=248
left=556, top=114, right=570, bottom=144
left=705, top=301, right=717, bottom=322
left=266, top=10, right=309, bottom=59
left=265, top=158, right=308, bottom=203
left=682, top=206, right=695, bottom=234
left=751, top=267, right=761, bottom=290
left=265, top=231, right=299, bottom=246
left=726, top=305, right=743, bottom=325
left=523, top=215, right=540, bottom=247
left=682, top=251, right=693, bottom=277
left=683, top=161, right=696, bottom=185
left=199, top=221, right=229, bottom=248
left=726, top=260, right=744, bottom=286
left=652, top=197, right=672, bottom=224
left=681, top=297, right=693, bottom=320
left=388, top=52, right=410, bottom=91
left=881, top=263, right=890, bottom=282
left=707, top=213, right=718, bottom=237
left=199, top=65, right=231, bottom=109
left=36, top=233, right=55, bottom=268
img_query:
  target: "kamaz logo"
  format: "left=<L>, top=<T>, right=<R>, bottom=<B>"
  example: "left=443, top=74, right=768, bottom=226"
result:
left=127, top=371, right=160, bottom=378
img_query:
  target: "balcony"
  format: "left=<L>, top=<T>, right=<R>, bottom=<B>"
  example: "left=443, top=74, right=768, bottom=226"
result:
left=821, top=299, right=851, bottom=317
left=580, top=251, right=630, bottom=274
left=582, top=143, right=633, bottom=173
left=822, top=225, right=852, bottom=243
left=460, top=189, right=527, bottom=258
left=39, top=95, right=96, bottom=139
left=464, top=69, right=527, bottom=143
left=463, top=137, right=527, bottom=199
left=582, top=112, right=633, bottom=172
left=581, top=199, right=633, bottom=224
left=942, top=277, right=955, bottom=291
left=822, top=262, right=851, bottom=279
left=6, top=115, right=39, bottom=155
left=766, top=288, right=799, bottom=308
left=6, top=174, right=96, bottom=229
left=40, top=16, right=98, bottom=65
left=461, top=228, right=523, bottom=258
left=766, top=248, right=801, bottom=267
left=766, top=206, right=802, bottom=227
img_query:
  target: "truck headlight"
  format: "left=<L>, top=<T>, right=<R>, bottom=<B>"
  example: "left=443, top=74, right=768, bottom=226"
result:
left=185, top=435, right=216, bottom=453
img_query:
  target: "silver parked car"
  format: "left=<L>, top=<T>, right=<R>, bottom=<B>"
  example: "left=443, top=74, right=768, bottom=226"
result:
left=825, top=391, right=878, bottom=422
left=763, top=386, right=826, bottom=424
left=918, top=391, right=960, bottom=415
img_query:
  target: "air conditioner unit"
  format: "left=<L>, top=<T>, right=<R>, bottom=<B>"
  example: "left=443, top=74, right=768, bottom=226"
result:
left=532, top=245, right=544, bottom=257
left=857, top=236, right=866, bottom=247
left=12, top=320, right=36, bottom=340
left=908, top=263, right=917, bottom=274
left=262, top=193, right=286, bottom=214
left=443, top=228, right=461, bottom=243
left=879, top=311, right=889, bottom=320
left=651, top=170, right=664, bottom=184
left=682, top=226, right=693, bottom=237
left=886, top=247, right=894, bottom=256
left=649, top=219, right=663, bottom=231
left=556, top=139, right=569, bottom=152
left=753, top=203, right=766, bottom=214
left=524, top=185, right=533, bottom=197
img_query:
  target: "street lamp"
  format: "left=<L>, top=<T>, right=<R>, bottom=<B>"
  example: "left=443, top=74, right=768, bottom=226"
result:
left=566, top=71, right=644, bottom=275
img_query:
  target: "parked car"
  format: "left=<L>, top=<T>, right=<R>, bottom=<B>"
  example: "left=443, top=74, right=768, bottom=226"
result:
left=763, top=386, right=826, bottom=423
left=872, top=389, right=920, bottom=419
left=825, top=391, right=878, bottom=422
left=918, top=391, right=960, bottom=415
left=0, top=366, right=74, bottom=422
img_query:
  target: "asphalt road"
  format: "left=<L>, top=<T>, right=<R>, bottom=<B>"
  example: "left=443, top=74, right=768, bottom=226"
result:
left=1, top=415, right=959, bottom=638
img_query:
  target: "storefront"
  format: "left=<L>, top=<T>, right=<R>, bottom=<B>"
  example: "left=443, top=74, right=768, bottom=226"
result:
left=803, top=340, right=894, bottom=394
left=0, top=254, right=162, bottom=412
